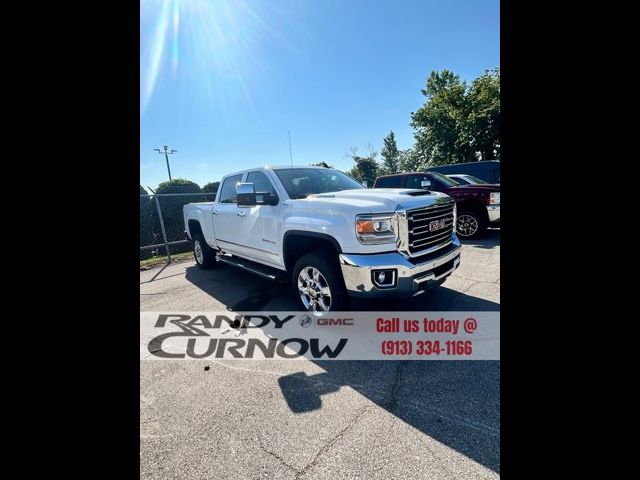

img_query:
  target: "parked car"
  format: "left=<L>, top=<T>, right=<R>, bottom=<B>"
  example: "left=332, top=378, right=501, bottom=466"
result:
left=373, top=171, right=500, bottom=238
left=427, top=160, right=500, bottom=184
left=446, top=174, right=493, bottom=185
left=184, top=166, right=461, bottom=311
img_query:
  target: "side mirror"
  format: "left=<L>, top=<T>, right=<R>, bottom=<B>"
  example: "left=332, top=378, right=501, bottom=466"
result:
left=236, top=183, right=256, bottom=207
left=421, top=180, right=431, bottom=189
left=256, top=192, right=279, bottom=206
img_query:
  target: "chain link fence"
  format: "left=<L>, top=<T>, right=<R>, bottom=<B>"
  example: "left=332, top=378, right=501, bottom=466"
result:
left=140, top=192, right=216, bottom=264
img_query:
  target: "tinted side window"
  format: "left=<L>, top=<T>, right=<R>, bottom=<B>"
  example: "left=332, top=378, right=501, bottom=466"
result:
left=246, top=171, right=278, bottom=204
left=375, top=176, right=402, bottom=188
left=218, top=174, right=243, bottom=203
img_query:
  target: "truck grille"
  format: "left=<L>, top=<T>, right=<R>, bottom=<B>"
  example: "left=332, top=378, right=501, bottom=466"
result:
left=407, top=202, right=455, bottom=256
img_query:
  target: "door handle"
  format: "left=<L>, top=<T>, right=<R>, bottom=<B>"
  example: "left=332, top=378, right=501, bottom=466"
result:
left=237, top=211, right=246, bottom=217
left=212, top=210, right=219, bottom=215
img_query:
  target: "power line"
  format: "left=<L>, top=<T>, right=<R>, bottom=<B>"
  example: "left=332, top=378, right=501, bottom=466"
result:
left=153, top=145, right=177, bottom=181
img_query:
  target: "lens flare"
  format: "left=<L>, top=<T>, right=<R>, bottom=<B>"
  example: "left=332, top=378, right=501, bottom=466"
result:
left=141, top=0, right=172, bottom=112
left=171, top=0, right=180, bottom=73
left=140, top=0, right=294, bottom=114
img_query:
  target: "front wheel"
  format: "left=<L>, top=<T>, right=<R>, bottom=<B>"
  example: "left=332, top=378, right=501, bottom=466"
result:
left=456, top=210, right=486, bottom=239
left=292, top=252, right=350, bottom=311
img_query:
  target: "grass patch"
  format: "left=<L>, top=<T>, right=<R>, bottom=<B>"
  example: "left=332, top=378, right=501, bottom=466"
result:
left=140, top=251, right=193, bottom=270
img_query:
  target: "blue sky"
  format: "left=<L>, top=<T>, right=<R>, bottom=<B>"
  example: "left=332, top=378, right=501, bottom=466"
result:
left=140, top=0, right=499, bottom=190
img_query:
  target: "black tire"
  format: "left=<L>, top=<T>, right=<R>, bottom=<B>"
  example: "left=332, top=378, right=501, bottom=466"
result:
left=456, top=209, right=487, bottom=239
left=292, top=252, right=350, bottom=311
left=192, top=233, right=217, bottom=269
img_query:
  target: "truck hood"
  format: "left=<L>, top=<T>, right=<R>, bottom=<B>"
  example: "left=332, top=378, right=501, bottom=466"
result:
left=297, top=188, right=454, bottom=213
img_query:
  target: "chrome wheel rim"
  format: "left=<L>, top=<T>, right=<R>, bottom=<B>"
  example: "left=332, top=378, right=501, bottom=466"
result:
left=297, top=267, right=332, bottom=311
left=456, top=215, right=478, bottom=237
left=194, top=240, right=204, bottom=264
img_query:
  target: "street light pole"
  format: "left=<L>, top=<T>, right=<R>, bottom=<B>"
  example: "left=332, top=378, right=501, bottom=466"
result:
left=153, top=145, right=177, bottom=181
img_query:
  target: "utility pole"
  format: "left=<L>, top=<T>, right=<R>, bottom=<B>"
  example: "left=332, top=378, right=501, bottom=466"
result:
left=153, top=145, right=177, bottom=181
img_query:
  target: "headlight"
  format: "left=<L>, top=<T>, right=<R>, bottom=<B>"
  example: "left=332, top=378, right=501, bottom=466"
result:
left=489, top=192, right=500, bottom=205
left=356, top=214, right=397, bottom=244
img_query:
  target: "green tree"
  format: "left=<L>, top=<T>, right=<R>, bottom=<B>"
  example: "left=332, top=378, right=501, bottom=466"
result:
left=345, top=145, right=378, bottom=186
left=410, top=68, right=500, bottom=165
left=346, top=166, right=360, bottom=181
left=354, top=157, right=378, bottom=186
left=202, top=181, right=220, bottom=201
left=311, top=161, right=333, bottom=168
left=410, top=70, right=471, bottom=165
left=380, top=131, right=400, bottom=175
left=467, top=68, right=500, bottom=160
left=397, top=147, right=426, bottom=172
left=346, top=158, right=376, bottom=185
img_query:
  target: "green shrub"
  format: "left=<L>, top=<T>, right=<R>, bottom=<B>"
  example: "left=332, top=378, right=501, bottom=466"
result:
left=140, top=185, right=156, bottom=260
left=202, top=181, right=220, bottom=201
left=153, top=179, right=203, bottom=246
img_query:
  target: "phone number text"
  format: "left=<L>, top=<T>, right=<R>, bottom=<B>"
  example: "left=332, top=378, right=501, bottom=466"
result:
left=381, top=340, right=473, bottom=356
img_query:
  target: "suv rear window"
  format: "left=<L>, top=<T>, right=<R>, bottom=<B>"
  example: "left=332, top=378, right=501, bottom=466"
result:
left=375, top=176, right=402, bottom=188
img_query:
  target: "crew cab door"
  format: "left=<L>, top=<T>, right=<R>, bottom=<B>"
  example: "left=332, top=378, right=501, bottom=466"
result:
left=232, top=170, right=282, bottom=268
left=212, top=174, right=244, bottom=255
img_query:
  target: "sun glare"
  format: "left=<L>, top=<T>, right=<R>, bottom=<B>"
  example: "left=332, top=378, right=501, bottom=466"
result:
left=140, top=0, right=288, bottom=113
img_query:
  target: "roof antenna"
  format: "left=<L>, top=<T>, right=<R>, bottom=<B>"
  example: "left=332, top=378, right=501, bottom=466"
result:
left=288, top=130, right=296, bottom=197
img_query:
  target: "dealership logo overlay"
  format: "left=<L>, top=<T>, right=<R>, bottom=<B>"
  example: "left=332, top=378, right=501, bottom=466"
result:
left=140, top=312, right=500, bottom=361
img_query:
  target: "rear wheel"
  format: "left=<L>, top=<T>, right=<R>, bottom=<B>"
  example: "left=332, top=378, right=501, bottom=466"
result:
left=292, top=252, right=349, bottom=311
left=456, top=210, right=486, bottom=239
left=193, top=233, right=217, bottom=269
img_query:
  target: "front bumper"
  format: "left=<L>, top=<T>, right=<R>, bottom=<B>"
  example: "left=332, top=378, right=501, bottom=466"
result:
left=487, top=204, right=500, bottom=223
left=339, top=237, right=462, bottom=298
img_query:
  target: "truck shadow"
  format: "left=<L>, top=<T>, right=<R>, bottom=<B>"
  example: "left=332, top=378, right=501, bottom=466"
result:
left=184, top=263, right=297, bottom=311
left=184, top=265, right=500, bottom=471
left=460, top=228, right=500, bottom=249
left=278, top=360, right=500, bottom=473
left=184, top=267, right=499, bottom=311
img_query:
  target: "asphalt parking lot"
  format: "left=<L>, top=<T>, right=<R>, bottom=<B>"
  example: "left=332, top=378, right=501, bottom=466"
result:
left=140, top=230, right=500, bottom=479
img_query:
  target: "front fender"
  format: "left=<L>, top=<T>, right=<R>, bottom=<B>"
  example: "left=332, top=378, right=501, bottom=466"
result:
left=280, top=202, right=399, bottom=256
left=280, top=206, right=354, bottom=256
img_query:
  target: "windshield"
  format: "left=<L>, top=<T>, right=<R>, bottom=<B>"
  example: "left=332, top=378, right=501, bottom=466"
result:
left=428, top=171, right=460, bottom=187
left=463, top=175, right=488, bottom=184
left=275, top=168, right=364, bottom=199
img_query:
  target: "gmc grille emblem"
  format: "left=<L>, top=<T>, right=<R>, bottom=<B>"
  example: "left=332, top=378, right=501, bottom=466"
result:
left=429, top=219, right=447, bottom=232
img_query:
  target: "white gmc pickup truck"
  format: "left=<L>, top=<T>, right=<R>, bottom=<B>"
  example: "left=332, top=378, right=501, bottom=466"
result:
left=183, top=166, right=461, bottom=311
